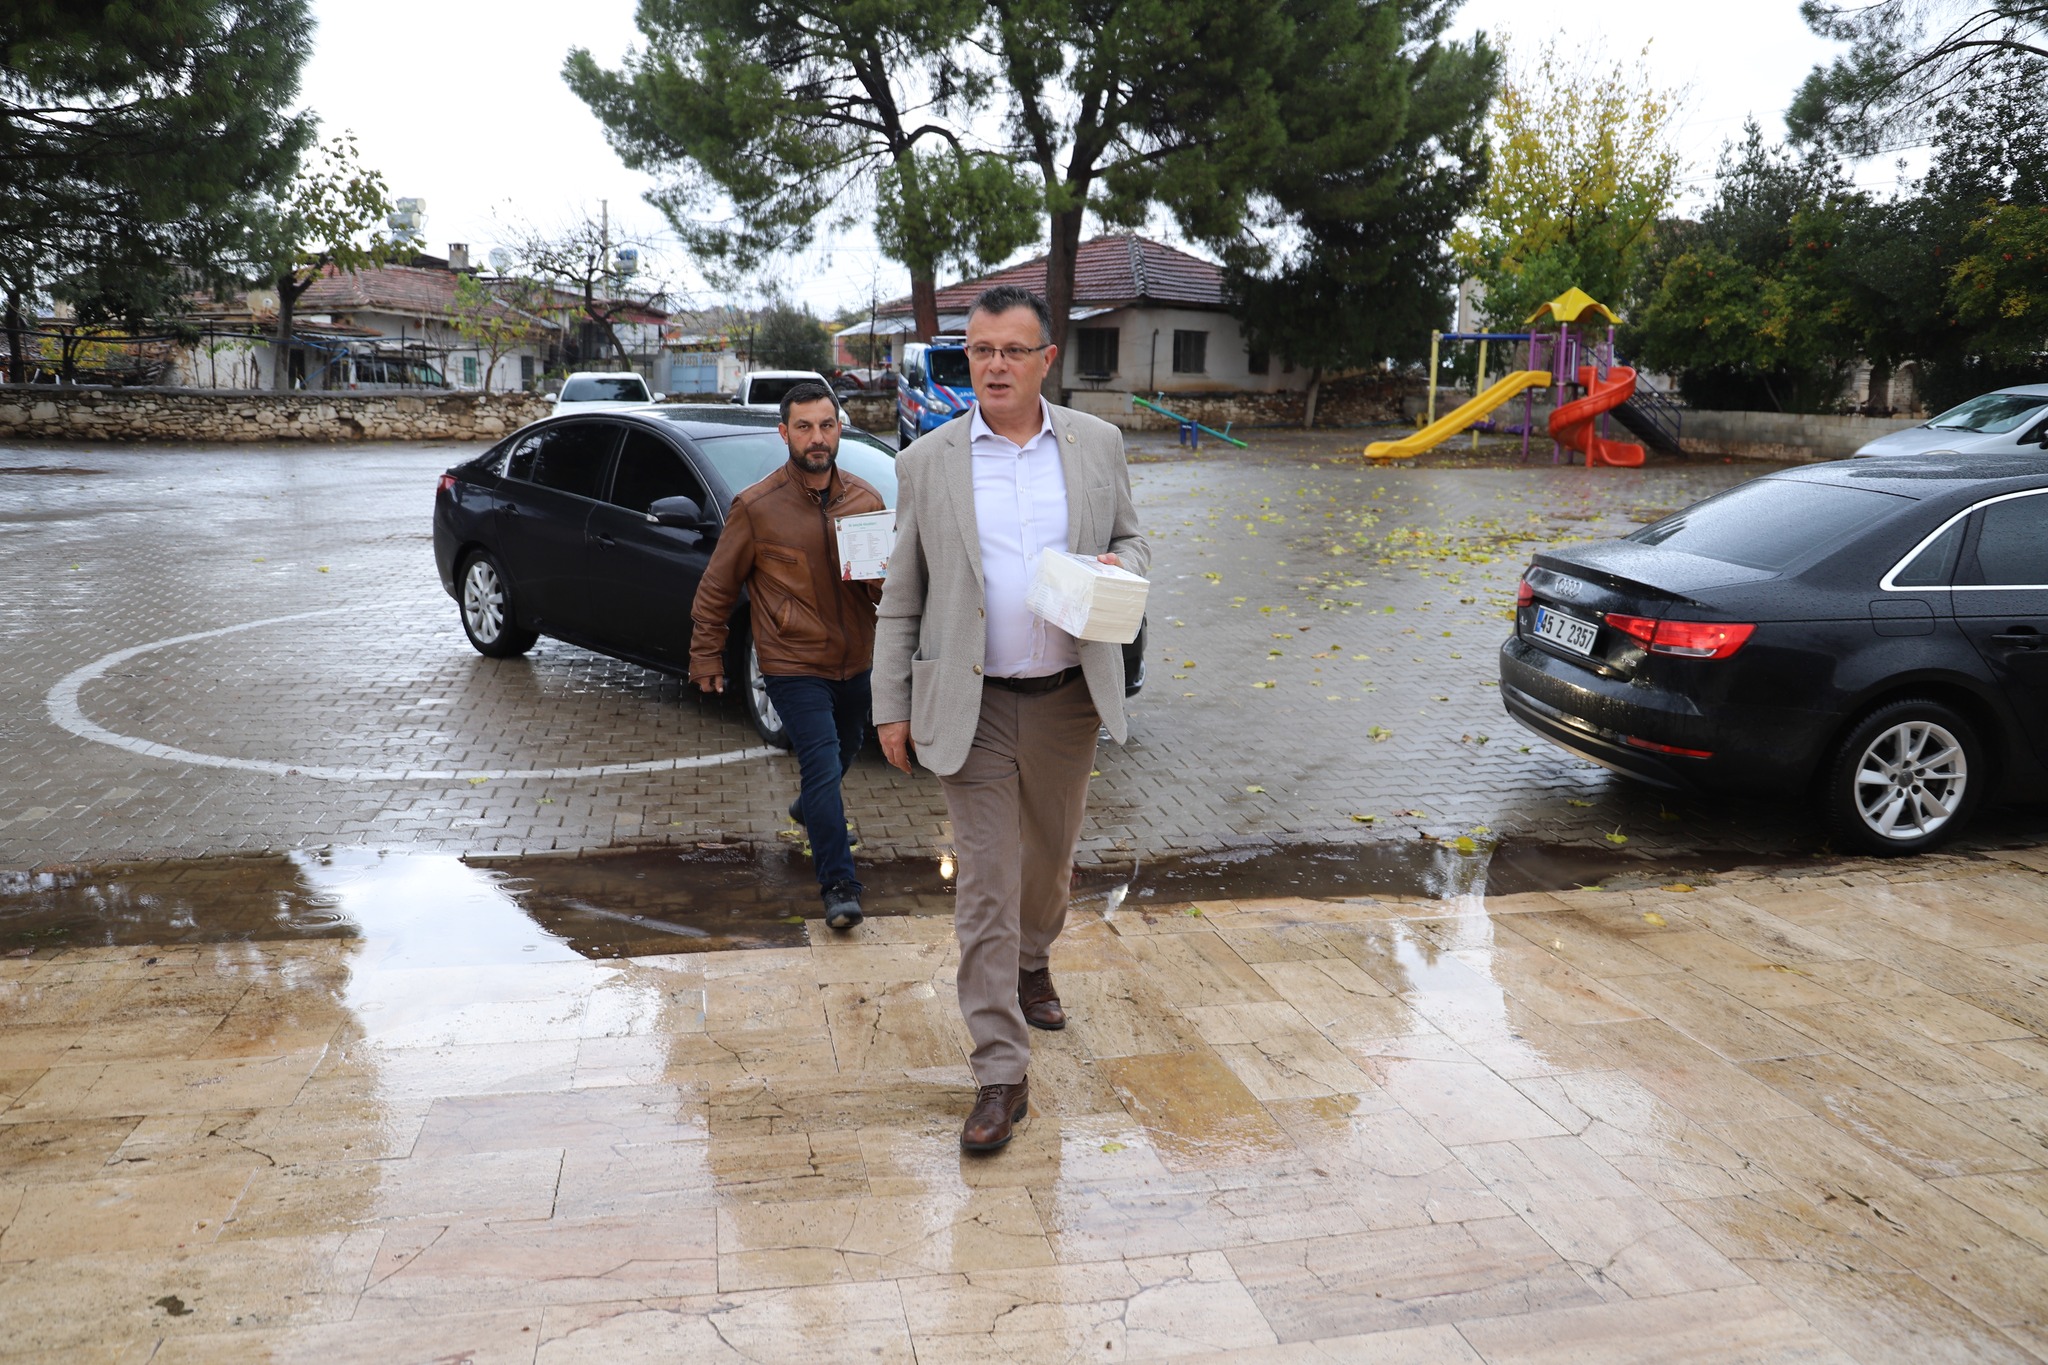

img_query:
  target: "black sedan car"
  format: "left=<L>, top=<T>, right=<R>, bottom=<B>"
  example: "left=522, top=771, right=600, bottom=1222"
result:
left=433, top=406, right=1145, bottom=748
left=1500, top=455, right=2048, bottom=854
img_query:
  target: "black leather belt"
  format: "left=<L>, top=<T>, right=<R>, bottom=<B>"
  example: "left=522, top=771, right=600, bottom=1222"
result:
left=984, top=666, right=1081, bottom=694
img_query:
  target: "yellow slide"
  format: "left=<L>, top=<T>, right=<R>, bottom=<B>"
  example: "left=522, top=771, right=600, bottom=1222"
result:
left=1364, top=369, right=1552, bottom=460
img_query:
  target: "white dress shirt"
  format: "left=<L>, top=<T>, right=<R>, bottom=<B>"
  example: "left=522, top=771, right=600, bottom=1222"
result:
left=969, top=399, right=1079, bottom=678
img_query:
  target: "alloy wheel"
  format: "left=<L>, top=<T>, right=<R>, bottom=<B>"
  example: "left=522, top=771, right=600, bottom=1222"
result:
left=463, top=558, right=505, bottom=644
left=1853, top=719, right=1967, bottom=842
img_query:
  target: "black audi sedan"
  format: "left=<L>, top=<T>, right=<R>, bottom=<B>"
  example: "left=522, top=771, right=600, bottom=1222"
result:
left=433, top=406, right=1145, bottom=748
left=1500, top=455, right=2048, bottom=854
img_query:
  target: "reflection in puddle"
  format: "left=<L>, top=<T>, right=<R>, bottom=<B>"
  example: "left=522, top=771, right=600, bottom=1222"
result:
left=1120, top=838, right=1787, bottom=902
left=0, top=847, right=951, bottom=961
left=0, top=838, right=1793, bottom=962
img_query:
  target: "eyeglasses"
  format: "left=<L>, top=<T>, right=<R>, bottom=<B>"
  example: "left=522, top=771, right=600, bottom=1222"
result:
left=965, top=343, right=1050, bottom=363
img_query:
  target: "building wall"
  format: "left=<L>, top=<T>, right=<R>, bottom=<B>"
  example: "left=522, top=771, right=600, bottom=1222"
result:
left=664, top=350, right=743, bottom=395
left=1061, top=306, right=1301, bottom=398
left=319, top=309, right=541, bottom=395
left=165, top=337, right=279, bottom=391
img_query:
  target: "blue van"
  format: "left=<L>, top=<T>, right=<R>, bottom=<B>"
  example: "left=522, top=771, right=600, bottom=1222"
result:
left=896, top=336, right=975, bottom=446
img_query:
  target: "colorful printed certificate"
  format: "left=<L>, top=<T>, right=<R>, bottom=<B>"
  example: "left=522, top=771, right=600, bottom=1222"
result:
left=835, top=509, right=897, bottom=580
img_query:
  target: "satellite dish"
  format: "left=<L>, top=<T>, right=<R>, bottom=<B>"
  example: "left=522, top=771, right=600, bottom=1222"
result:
left=488, top=247, right=514, bottom=274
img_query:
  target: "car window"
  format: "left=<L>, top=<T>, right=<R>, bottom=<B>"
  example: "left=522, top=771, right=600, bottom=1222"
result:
left=1890, top=519, right=1965, bottom=587
left=694, top=431, right=898, bottom=506
left=561, top=376, right=648, bottom=402
left=506, top=422, right=616, bottom=500
left=1959, top=492, right=2048, bottom=586
left=1926, top=392, right=2048, bottom=434
left=745, top=376, right=819, bottom=408
left=1630, top=479, right=1905, bottom=571
left=926, top=349, right=971, bottom=386
left=608, top=429, right=709, bottom=514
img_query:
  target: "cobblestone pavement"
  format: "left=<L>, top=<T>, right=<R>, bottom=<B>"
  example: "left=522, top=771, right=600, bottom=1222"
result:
left=3, top=433, right=2041, bottom=871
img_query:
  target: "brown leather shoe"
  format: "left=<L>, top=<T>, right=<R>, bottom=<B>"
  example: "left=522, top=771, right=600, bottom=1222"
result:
left=960, top=1079, right=1029, bottom=1153
left=1018, top=967, right=1066, bottom=1031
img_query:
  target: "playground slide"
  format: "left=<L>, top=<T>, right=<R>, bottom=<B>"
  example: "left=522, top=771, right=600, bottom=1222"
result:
left=1550, top=365, right=1647, bottom=467
left=1365, top=369, right=1552, bottom=460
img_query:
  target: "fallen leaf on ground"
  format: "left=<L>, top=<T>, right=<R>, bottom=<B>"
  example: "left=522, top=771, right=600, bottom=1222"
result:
left=1641, top=911, right=1667, bottom=926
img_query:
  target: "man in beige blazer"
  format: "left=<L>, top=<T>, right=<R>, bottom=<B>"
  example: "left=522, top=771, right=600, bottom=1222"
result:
left=874, top=285, right=1149, bottom=1152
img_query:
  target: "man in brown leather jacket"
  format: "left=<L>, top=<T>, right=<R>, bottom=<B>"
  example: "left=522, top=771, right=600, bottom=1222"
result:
left=690, top=382, right=887, bottom=929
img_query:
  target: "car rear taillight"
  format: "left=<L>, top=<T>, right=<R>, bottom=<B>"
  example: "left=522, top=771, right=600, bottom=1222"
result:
left=1603, top=613, right=1754, bottom=660
left=437, top=474, right=457, bottom=496
left=1516, top=577, right=1534, bottom=607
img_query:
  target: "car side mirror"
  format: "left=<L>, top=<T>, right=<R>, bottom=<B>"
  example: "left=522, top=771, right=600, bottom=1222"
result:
left=650, top=392, right=666, bottom=403
left=544, top=391, right=558, bottom=400
left=648, top=495, right=712, bottom=531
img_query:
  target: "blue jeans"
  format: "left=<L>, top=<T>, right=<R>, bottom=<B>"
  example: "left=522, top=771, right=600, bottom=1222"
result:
left=762, top=671, right=871, bottom=892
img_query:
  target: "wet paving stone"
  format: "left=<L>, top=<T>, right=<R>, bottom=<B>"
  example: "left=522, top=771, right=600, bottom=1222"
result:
left=0, top=849, right=2039, bottom=1357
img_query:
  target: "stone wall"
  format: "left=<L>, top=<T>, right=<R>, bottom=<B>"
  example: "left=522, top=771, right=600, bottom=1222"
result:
left=841, top=392, right=895, bottom=434
left=0, top=385, right=554, bottom=443
left=1070, top=372, right=1417, bottom=431
left=1677, top=409, right=1921, bottom=462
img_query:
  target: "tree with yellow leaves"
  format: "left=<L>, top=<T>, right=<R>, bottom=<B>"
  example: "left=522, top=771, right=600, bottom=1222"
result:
left=1453, top=42, right=1685, bottom=333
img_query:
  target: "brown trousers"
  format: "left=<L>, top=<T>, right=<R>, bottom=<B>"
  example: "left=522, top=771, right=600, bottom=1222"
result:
left=938, top=676, right=1101, bottom=1085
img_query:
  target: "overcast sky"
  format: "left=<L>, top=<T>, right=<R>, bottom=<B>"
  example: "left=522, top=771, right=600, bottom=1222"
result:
left=298, top=0, right=1870, bottom=317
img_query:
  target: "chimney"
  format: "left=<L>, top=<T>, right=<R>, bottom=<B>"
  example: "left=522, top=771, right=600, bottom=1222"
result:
left=448, top=243, right=470, bottom=271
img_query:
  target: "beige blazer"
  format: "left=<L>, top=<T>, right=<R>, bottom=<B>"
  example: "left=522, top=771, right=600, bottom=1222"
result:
left=873, top=404, right=1150, bottom=777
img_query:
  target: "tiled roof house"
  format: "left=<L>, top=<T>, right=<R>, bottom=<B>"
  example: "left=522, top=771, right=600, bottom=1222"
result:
left=870, top=234, right=1303, bottom=406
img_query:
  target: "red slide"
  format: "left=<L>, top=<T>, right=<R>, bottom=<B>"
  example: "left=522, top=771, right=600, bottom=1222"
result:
left=1549, top=365, right=1646, bottom=467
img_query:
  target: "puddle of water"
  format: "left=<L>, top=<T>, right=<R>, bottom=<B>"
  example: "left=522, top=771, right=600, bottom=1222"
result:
left=1122, top=838, right=1789, bottom=903
left=0, top=855, right=355, bottom=951
left=474, top=846, right=960, bottom=957
left=0, top=838, right=1806, bottom=963
left=0, top=847, right=954, bottom=960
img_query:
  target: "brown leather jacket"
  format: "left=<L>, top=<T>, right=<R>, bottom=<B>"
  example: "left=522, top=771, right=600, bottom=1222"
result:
left=690, top=461, right=885, bottom=682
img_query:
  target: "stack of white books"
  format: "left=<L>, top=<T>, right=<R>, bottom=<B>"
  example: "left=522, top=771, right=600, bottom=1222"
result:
left=1026, top=551, right=1149, bottom=644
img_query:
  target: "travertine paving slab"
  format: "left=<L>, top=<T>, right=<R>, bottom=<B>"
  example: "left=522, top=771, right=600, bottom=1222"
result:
left=1, top=852, right=2044, bottom=1359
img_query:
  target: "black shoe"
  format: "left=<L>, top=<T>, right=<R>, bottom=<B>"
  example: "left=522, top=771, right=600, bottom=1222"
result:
left=822, top=879, right=863, bottom=931
left=787, top=796, right=804, bottom=824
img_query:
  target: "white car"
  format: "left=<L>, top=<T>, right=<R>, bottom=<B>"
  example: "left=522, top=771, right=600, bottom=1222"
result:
left=1855, top=384, right=2048, bottom=457
left=550, top=372, right=664, bottom=414
left=732, top=370, right=837, bottom=413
